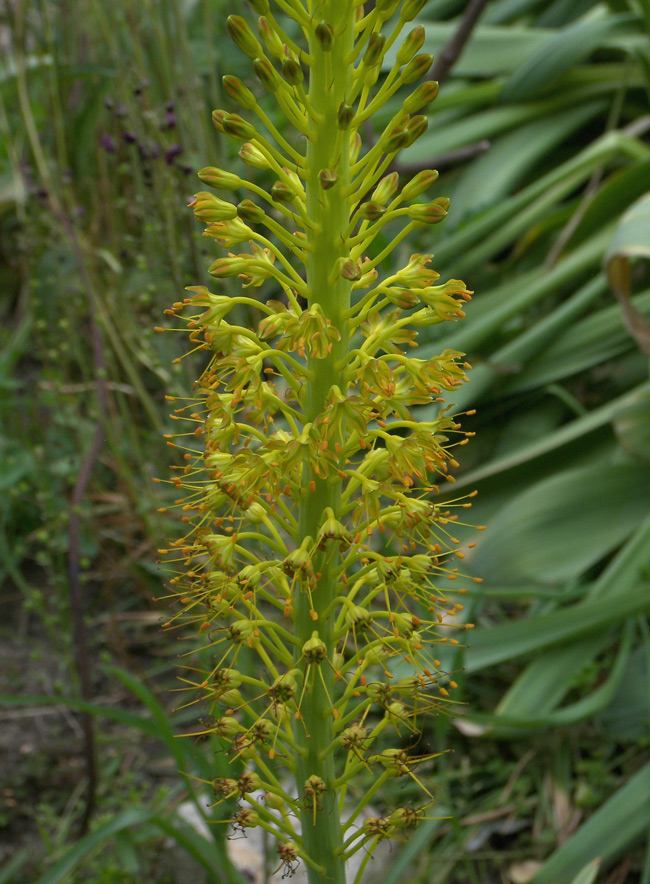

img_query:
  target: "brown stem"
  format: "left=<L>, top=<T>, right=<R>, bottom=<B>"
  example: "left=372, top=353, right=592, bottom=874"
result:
left=428, top=0, right=491, bottom=85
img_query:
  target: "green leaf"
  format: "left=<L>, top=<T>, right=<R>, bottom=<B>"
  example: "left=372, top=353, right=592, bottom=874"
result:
left=35, top=809, right=154, bottom=884
left=501, top=13, right=638, bottom=100
left=567, top=860, right=602, bottom=884
left=531, top=762, right=650, bottom=883
left=466, top=587, right=646, bottom=671
left=597, top=646, right=650, bottom=739
left=469, top=464, right=650, bottom=584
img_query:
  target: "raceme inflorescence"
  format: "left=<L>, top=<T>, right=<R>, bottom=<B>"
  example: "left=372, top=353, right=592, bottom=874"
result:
left=156, top=1, right=481, bottom=881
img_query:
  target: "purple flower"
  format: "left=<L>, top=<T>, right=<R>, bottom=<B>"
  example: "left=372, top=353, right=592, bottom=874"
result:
left=123, top=131, right=138, bottom=144
left=165, top=144, right=183, bottom=165
left=100, top=134, right=116, bottom=154
left=165, top=112, right=177, bottom=130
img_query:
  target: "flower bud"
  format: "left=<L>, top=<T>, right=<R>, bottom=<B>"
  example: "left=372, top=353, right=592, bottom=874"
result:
left=227, top=15, right=263, bottom=59
left=385, top=286, right=419, bottom=309
left=362, top=33, right=386, bottom=68
left=349, top=132, right=362, bottom=164
left=401, top=0, right=428, bottom=22
left=315, top=21, right=333, bottom=50
left=239, top=141, right=270, bottom=169
left=396, top=25, right=426, bottom=66
left=404, top=114, right=428, bottom=147
left=372, top=171, right=399, bottom=206
left=237, top=199, right=266, bottom=224
left=337, top=103, right=355, bottom=130
left=341, top=258, right=363, bottom=281
left=253, top=56, right=281, bottom=92
left=376, top=0, right=401, bottom=18
left=403, top=81, right=439, bottom=114
left=402, top=53, right=433, bottom=83
left=222, top=75, right=257, bottom=110
left=358, top=201, right=386, bottom=222
left=318, top=168, right=338, bottom=190
left=408, top=197, right=449, bottom=224
left=258, top=17, right=284, bottom=57
left=222, top=113, right=256, bottom=140
left=211, top=108, right=227, bottom=133
left=189, top=192, right=238, bottom=222
left=401, top=168, right=439, bottom=200
left=209, top=255, right=250, bottom=278
left=382, top=124, right=410, bottom=153
left=247, top=0, right=270, bottom=12
left=271, top=181, right=294, bottom=203
left=282, top=57, right=304, bottom=85
left=198, top=166, right=242, bottom=190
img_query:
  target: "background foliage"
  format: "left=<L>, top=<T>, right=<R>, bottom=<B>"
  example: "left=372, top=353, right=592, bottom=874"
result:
left=1, top=0, right=649, bottom=882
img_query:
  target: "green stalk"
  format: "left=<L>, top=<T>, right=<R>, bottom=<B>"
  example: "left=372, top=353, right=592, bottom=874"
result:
left=293, top=7, right=356, bottom=881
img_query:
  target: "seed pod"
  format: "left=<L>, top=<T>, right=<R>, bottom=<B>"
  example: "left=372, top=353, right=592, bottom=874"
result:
left=222, top=75, right=257, bottom=110
left=315, top=21, right=334, bottom=50
left=253, top=57, right=281, bottom=92
left=403, top=81, right=439, bottom=114
left=396, top=25, right=425, bottom=66
left=401, top=168, right=439, bottom=200
left=222, top=113, right=256, bottom=140
left=402, top=53, right=433, bottom=84
left=282, top=57, right=304, bottom=85
left=302, top=632, right=327, bottom=663
left=318, top=168, right=338, bottom=190
left=227, top=15, right=263, bottom=59
left=362, top=33, right=386, bottom=68
left=237, top=199, right=266, bottom=224
left=197, top=166, right=242, bottom=190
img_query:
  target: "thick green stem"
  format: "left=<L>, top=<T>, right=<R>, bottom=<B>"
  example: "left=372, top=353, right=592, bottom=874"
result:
left=293, top=3, right=355, bottom=882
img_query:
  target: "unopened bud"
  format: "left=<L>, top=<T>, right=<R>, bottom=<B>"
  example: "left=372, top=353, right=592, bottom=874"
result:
left=402, top=53, right=433, bottom=83
left=337, top=103, right=355, bottom=130
left=222, top=113, right=256, bottom=140
left=350, top=132, right=362, bottom=164
left=237, top=199, right=266, bottom=223
left=189, top=192, right=238, bottom=222
left=271, top=181, right=294, bottom=203
left=404, top=114, right=428, bottom=146
left=253, top=57, right=281, bottom=92
left=401, top=168, right=439, bottom=200
left=211, top=109, right=227, bottom=133
left=401, top=0, right=428, bottom=22
left=223, top=75, right=257, bottom=110
left=396, top=25, right=426, bottom=66
left=282, top=57, right=304, bottom=85
left=239, top=141, right=270, bottom=169
left=198, top=166, right=242, bottom=190
left=372, top=171, right=399, bottom=205
left=376, top=0, right=401, bottom=18
left=318, top=168, right=338, bottom=190
left=315, top=21, right=333, bottom=50
left=341, top=258, right=362, bottom=280
left=227, top=15, right=263, bottom=59
left=359, top=201, right=386, bottom=222
left=382, top=125, right=410, bottom=153
left=408, top=197, right=449, bottom=224
left=403, top=81, right=439, bottom=114
left=258, top=17, right=284, bottom=57
left=246, top=0, right=270, bottom=12
left=363, top=33, right=386, bottom=68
